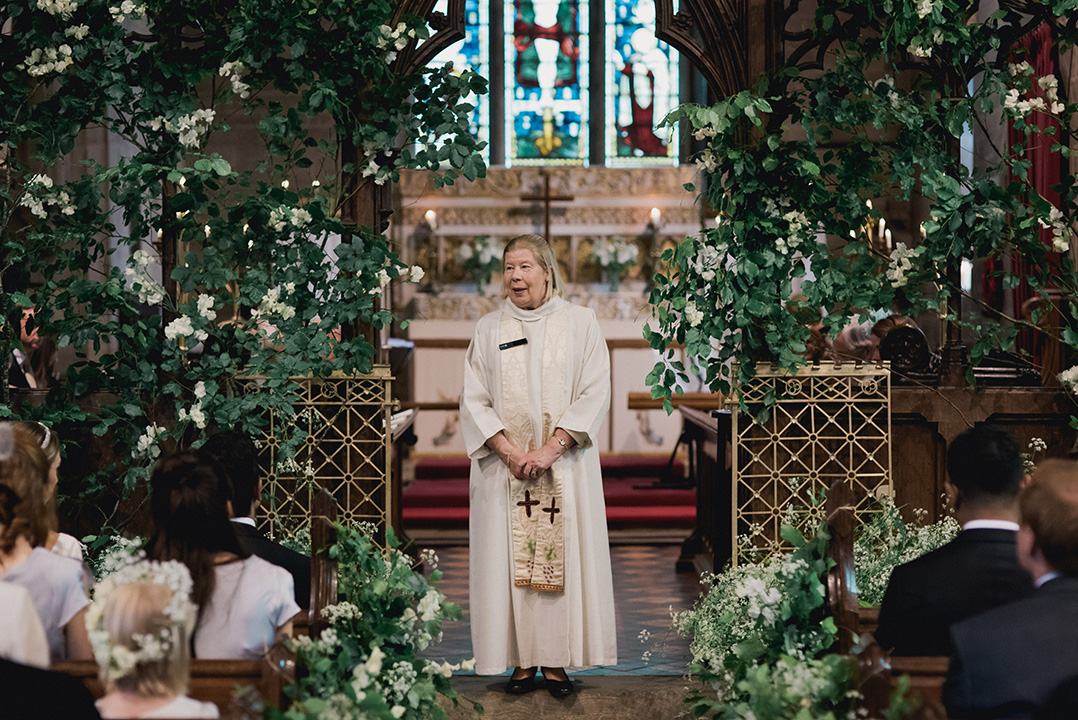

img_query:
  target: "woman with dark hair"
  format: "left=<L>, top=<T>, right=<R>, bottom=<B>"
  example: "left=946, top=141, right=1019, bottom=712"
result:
left=0, top=424, right=92, bottom=660
left=146, top=450, right=299, bottom=659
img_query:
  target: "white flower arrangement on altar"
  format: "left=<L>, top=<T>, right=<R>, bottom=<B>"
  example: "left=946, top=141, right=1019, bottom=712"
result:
left=590, top=235, right=638, bottom=291
left=455, top=234, right=503, bottom=291
left=86, top=559, right=197, bottom=682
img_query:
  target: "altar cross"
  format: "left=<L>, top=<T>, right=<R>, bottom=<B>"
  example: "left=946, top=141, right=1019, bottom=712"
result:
left=517, top=490, right=540, bottom=517
left=520, top=172, right=574, bottom=244
left=542, top=496, right=561, bottom=524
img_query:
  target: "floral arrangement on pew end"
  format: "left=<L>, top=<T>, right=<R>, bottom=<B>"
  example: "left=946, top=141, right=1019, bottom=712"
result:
left=671, top=521, right=908, bottom=719
left=454, top=235, right=504, bottom=293
left=264, top=525, right=479, bottom=720
left=853, top=494, right=960, bottom=607
left=590, top=235, right=639, bottom=292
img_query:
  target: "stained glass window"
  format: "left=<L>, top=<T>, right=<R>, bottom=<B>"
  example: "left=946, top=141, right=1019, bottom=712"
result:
left=606, top=0, right=678, bottom=165
left=428, top=0, right=490, bottom=164
left=505, top=0, right=590, bottom=166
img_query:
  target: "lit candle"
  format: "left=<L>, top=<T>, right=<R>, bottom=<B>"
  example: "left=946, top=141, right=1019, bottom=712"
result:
left=155, top=228, right=162, bottom=241
left=865, top=199, right=873, bottom=210
left=920, top=223, right=927, bottom=240
left=650, top=207, right=662, bottom=225
left=204, top=224, right=211, bottom=238
left=281, top=179, right=290, bottom=189
left=878, top=217, right=886, bottom=242
left=884, top=228, right=892, bottom=248
left=424, top=209, right=437, bottom=228
left=312, top=180, right=320, bottom=187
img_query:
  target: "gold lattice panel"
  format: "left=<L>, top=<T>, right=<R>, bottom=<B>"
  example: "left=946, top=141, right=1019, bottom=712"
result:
left=237, top=367, right=396, bottom=541
left=730, top=363, right=892, bottom=565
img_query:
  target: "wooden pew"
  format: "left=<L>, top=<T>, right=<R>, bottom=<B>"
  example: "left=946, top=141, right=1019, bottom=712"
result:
left=50, top=656, right=287, bottom=719
left=824, top=481, right=950, bottom=717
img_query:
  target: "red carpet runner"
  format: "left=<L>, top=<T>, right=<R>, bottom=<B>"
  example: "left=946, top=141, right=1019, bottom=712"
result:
left=403, top=455, right=694, bottom=529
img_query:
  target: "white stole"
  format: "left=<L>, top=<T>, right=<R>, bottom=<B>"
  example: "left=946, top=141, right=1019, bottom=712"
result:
left=500, top=305, right=569, bottom=593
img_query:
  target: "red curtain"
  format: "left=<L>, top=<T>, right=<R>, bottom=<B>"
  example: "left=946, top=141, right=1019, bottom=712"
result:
left=983, top=22, right=1063, bottom=368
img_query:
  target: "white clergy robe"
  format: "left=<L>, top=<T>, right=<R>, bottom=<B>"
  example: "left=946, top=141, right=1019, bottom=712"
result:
left=460, top=296, right=618, bottom=674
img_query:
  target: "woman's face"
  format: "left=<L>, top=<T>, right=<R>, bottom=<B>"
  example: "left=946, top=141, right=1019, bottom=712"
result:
left=503, top=248, right=551, bottom=310
left=46, top=455, right=60, bottom=499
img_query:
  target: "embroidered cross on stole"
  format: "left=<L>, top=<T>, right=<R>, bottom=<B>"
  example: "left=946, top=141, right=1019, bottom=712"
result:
left=500, top=308, right=568, bottom=593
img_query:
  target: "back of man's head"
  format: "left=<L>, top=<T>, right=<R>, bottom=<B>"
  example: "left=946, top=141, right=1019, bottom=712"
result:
left=201, top=430, right=260, bottom=518
left=1021, top=458, right=1078, bottom=576
left=946, top=426, right=1023, bottom=507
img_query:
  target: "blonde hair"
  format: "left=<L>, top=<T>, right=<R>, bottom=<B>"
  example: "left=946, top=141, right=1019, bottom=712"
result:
left=503, top=234, right=565, bottom=303
left=101, top=582, right=191, bottom=697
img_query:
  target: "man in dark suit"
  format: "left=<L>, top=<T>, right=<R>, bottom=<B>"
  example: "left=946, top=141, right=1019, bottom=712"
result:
left=203, top=430, right=311, bottom=608
left=944, top=458, right=1078, bottom=718
left=874, top=426, right=1033, bottom=656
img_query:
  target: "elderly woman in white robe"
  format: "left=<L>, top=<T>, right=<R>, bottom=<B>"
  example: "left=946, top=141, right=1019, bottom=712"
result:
left=460, top=234, right=618, bottom=698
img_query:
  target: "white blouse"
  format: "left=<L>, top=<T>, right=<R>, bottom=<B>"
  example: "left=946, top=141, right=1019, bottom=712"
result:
left=0, top=580, right=49, bottom=668
left=193, top=555, right=299, bottom=659
left=1, top=548, right=89, bottom=659
left=51, top=532, right=84, bottom=561
left=97, top=695, right=220, bottom=718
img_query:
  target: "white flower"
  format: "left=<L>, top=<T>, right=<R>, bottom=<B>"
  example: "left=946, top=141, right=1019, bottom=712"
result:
left=1059, top=365, right=1078, bottom=391
left=1008, top=61, right=1033, bottom=77
left=369, top=268, right=392, bottom=296
left=219, top=61, right=251, bottom=99
left=251, top=286, right=296, bottom=321
left=409, top=265, right=425, bottom=283
left=164, top=315, right=207, bottom=343
left=692, top=244, right=722, bottom=281
left=391, top=706, right=406, bottom=719
left=37, top=0, right=78, bottom=18
left=365, top=645, right=385, bottom=675
left=418, top=589, right=442, bottom=622
left=908, top=43, right=932, bottom=58
left=196, top=294, right=215, bottom=320
left=916, top=0, right=935, bottom=18
left=685, top=301, right=704, bottom=328
left=695, top=149, right=720, bottom=173
left=460, top=658, right=475, bottom=672
left=193, top=381, right=207, bottom=399
left=65, top=24, right=90, bottom=40
left=134, top=424, right=166, bottom=460
left=290, top=207, right=312, bottom=227
left=886, top=242, right=923, bottom=287
left=692, top=126, right=717, bottom=141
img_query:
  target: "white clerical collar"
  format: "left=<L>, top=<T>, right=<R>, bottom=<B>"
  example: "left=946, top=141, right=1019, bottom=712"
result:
left=231, top=517, right=256, bottom=527
left=1036, top=571, right=1063, bottom=588
left=501, top=295, right=568, bottom=322
left=962, top=519, right=1020, bottom=532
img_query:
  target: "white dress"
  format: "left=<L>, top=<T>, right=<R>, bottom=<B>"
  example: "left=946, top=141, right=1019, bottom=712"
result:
left=51, top=532, right=84, bottom=561
left=96, top=695, right=220, bottom=718
left=0, top=547, right=89, bottom=659
left=460, top=297, right=618, bottom=674
left=0, top=580, right=49, bottom=668
left=193, top=555, right=300, bottom=659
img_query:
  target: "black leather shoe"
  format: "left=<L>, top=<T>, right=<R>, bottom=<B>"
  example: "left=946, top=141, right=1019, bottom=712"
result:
left=504, top=669, right=538, bottom=694
left=545, top=677, right=575, bottom=698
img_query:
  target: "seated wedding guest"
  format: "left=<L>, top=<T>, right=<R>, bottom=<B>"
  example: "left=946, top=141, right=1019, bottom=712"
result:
left=91, top=564, right=219, bottom=719
left=147, top=450, right=299, bottom=659
left=0, top=657, right=102, bottom=720
left=15, top=421, right=83, bottom=560
left=943, top=459, right=1078, bottom=718
left=875, top=426, right=1033, bottom=655
left=0, top=424, right=92, bottom=660
left=0, top=579, right=48, bottom=668
left=202, top=430, right=310, bottom=608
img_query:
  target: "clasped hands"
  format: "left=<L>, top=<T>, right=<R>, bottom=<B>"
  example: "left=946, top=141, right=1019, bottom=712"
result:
left=507, top=444, right=561, bottom=481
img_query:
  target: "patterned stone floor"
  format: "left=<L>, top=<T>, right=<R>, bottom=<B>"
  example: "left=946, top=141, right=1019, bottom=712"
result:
left=419, top=544, right=705, bottom=677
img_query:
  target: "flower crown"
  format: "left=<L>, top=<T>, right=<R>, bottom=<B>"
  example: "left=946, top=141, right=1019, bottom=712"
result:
left=86, top=559, right=198, bottom=681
